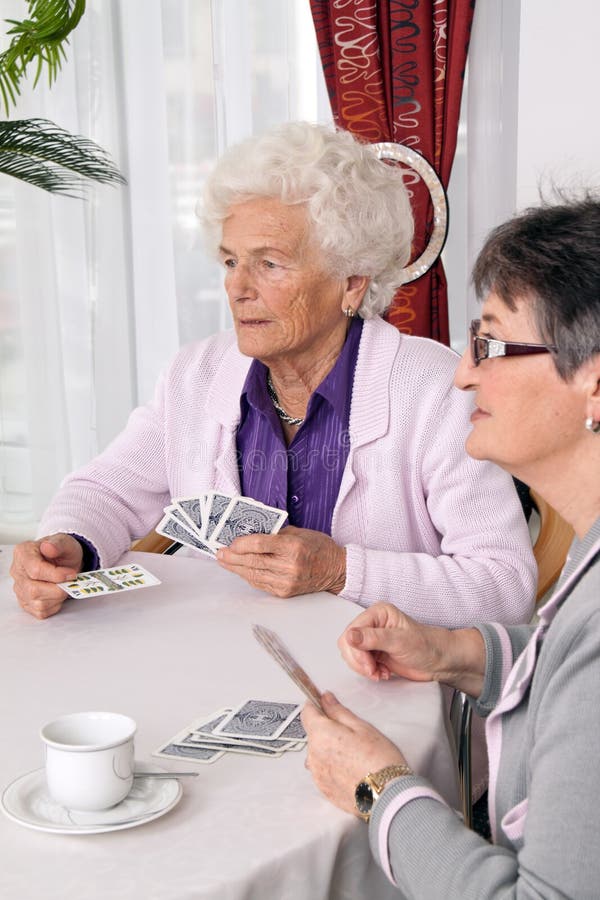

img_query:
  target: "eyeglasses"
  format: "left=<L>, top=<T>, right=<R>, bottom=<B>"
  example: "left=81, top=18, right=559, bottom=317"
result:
left=469, top=320, right=557, bottom=367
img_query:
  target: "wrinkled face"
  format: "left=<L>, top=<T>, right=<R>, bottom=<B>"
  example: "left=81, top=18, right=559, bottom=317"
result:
left=220, top=197, right=350, bottom=368
left=454, top=292, right=588, bottom=479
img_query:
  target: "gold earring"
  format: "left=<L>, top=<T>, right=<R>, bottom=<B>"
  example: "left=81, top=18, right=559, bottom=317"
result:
left=344, top=307, right=355, bottom=319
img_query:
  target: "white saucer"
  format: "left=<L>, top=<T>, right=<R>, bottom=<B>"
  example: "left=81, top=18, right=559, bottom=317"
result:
left=1, top=761, right=183, bottom=834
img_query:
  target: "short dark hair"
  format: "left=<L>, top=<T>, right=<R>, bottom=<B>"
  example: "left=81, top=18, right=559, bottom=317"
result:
left=472, top=194, right=600, bottom=379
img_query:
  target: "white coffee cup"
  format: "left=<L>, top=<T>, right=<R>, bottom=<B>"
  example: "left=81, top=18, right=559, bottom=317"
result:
left=41, top=711, right=136, bottom=811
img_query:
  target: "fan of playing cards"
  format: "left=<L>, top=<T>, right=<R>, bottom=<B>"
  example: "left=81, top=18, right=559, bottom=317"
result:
left=153, top=700, right=306, bottom=764
left=156, top=491, right=288, bottom=557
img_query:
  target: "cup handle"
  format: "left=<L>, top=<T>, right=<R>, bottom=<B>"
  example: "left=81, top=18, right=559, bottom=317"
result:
left=112, top=754, right=134, bottom=781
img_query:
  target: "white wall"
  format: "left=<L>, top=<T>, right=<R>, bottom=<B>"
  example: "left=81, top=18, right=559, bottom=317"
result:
left=517, top=0, right=600, bottom=208
left=458, top=0, right=522, bottom=339
left=449, top=0, right=600, bottom=344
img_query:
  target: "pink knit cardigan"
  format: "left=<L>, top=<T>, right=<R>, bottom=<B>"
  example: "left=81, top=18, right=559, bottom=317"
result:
left=40, top=316, right=536, bottom=626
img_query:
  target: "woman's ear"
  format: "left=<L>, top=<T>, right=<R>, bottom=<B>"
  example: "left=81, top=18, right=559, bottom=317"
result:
left=582, top=353, right=600, bottom=425
left=341, top=275, right=370, bottom=315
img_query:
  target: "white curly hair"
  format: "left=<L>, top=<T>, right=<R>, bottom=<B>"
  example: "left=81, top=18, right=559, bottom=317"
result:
left=199, top=121, right=414, bottom=317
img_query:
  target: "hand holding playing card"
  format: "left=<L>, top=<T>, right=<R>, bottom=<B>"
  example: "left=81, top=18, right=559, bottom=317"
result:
left=10, top=533, right=84, bottom=620
left=155, top=491, right=287, bottom=557
left=58, top=563, right=161, bottom=599
left=301, top=692, right=408, bottom=816
left=216, top=526, right=347, bottom=597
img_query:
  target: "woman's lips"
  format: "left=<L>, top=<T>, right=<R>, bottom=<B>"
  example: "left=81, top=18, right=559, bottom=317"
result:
left=470, top=406, right=490, bottom=423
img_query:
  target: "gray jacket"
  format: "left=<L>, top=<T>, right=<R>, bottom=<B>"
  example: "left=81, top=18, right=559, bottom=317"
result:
left=369, top=518, right=600, bottom=899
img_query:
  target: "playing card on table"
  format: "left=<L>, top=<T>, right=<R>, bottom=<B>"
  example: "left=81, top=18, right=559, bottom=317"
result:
left=184, top=733, right=284, bottom=757
left=278, top=713, right=307, bottom=743
left=58, top=564, right=161, bottom=599
left=188, top=709, right=301, bottom=753
left=154, top=704, right=306, bottom=767
left=153, top=718, right=224, bottom=763
left=153, top=740, right=224, bottom=764
left=210, top=497, right=288, bottom=547
left=213, top=699, right=301, bottom=741
left=154, top=713, right=284, bottom=761
left=189, top=709, right=231, bottom=735
left=156, top=509, right=216, bottom=557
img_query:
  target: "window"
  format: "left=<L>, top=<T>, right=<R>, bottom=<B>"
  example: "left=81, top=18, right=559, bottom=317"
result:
left=0, top=0, right=331, bottom=539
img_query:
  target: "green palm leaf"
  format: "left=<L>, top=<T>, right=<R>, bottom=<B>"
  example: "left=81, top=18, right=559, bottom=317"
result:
left=0, top=118, right=125, bottom=194
left=0, top=0, right=86, bottom=116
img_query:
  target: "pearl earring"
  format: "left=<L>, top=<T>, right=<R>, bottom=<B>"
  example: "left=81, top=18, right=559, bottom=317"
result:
left=585, top=416, right=600, bottom=434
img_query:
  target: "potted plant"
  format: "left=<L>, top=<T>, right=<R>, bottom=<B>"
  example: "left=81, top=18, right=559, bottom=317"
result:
left=0, top=0, right=124, bottom=194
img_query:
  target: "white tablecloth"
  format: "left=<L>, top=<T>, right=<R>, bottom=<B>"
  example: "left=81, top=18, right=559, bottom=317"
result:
left=0, top=549, right=459, bottom=900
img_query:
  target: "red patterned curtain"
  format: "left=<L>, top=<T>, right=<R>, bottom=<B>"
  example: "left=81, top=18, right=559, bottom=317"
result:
left=309, top=0, right=475, bottom=343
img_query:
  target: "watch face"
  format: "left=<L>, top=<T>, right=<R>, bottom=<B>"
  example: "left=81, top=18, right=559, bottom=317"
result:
left=355, top=780, right=374, bottom=815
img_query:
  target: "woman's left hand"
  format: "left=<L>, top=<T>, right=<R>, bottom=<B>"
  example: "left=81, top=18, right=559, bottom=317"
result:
left=216, top=526, right=346, bottom=596
left=301, top=692, right=408, bottom=815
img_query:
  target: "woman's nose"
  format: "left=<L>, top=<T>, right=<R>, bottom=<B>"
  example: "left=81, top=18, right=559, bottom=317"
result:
left=454, top=345, right=477, bottom=391
left=225, top=261, right=256, bottom=300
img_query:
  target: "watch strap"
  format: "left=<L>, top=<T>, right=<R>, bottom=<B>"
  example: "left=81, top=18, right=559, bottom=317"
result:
left=355, top=764, right=413, bottom=821
left=369, top=764, right=413, bottom=794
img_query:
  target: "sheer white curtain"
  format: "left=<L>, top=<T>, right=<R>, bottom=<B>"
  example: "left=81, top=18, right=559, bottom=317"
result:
left=0, top=0, right=518, bottom=540
left=0, top=0, right=331, bottom=541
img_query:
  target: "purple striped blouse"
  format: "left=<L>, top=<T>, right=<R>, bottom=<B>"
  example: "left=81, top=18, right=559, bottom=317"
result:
left=236, top=318, right=363, bottom=534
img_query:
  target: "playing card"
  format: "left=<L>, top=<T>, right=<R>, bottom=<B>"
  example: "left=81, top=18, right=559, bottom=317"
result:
left=203, top=491, right=235, bottom=541
left=58, top=573, right=113, bottom=599
left=155, top=716, right=283, bottom=759
left=164, top=504, right=203, bottom=537
left=172, top=495, right=206, bottom=536
left=181, top=734, right=284, bottom=757
left=210, top=497, right=288, bottom=547
left=156, top=511, right=216, bottom=557
left=278, top=713, right=307, bottom=742
left=188, top=709, right=296, bottom=752
left=152, top=741, right=223, bottom=764
left=213, top=699, right=301, bottom=741
left=253, top=624, right=324, bottom=712
left=155, top=704, right=305, bottom=768
left=189, top=709, right=231, bottom=733
left=58, top=564, right=161, bottom=599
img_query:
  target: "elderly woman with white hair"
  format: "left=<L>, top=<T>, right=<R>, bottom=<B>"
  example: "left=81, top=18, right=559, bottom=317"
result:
left=11, top=121, right=535, bottom=624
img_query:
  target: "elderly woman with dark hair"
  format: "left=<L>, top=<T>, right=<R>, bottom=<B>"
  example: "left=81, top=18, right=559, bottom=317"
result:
left=11, top=122, right=535, bottom=625
left=303, top=195, right=600, bottom=898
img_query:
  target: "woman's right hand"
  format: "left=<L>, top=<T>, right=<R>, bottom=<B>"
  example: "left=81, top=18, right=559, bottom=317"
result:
left=10, top=533, right=83, bottom=620
left=338, top=602, right=486, bottom=697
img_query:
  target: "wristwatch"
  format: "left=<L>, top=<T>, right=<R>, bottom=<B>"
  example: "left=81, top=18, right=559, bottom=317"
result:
left=354, top=764, right=413, bottom=822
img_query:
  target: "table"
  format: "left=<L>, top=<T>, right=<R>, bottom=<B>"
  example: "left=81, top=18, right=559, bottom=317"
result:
left=0, top=547, right=459, bottom=900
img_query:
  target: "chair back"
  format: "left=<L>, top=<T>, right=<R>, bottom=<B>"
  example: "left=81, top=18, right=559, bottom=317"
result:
left=530, top=488, right=574, bottom=602
left=131, top=531, right=175, bottom=554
